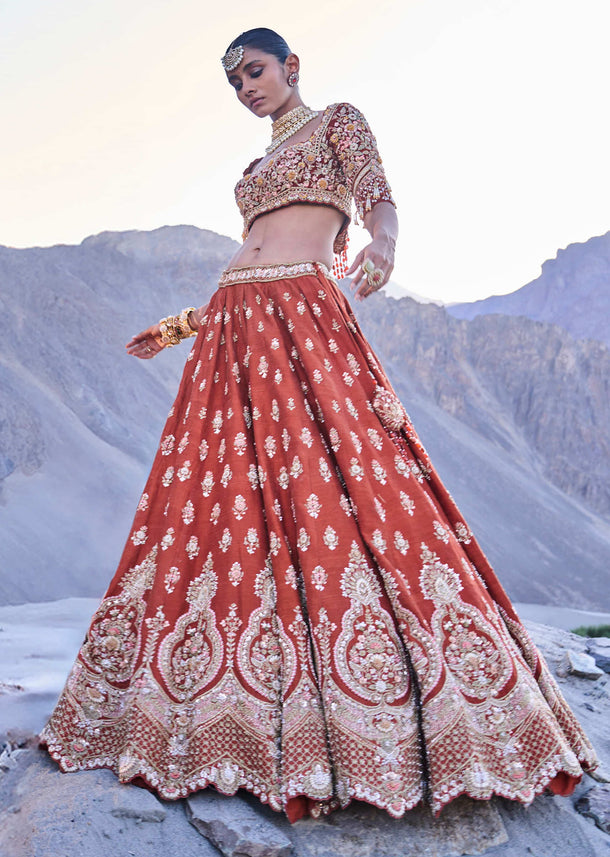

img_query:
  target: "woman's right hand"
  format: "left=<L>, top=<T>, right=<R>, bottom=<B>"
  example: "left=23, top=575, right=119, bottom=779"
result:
left=126, top=323, right=165, bottom=359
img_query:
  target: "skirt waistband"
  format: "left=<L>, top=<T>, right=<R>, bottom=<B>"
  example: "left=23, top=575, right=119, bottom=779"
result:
left=218, top=261, right=335, bottom=287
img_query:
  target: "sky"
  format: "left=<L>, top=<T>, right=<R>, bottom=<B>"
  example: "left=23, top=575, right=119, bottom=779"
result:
left=2, top=0, right=609, bottom=302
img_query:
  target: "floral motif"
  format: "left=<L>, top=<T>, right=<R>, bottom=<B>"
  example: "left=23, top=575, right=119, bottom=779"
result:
left=372, top=386, right=408, bottom=432
left=161, top=527, right=175, bottom=550
left=161, top=434, right=175, bottom=455
left=228, top=562, right=243, bottom=587
left=185, top=536, right=199, bottom=560
left=323, top=526, right=339, bottom=550
left=131, top=526, right=148, bottom=546
left=182, top=500, right=195, bottom=525
left=177, top=461, right=192, bottom=482
left=164, top=566, right=180, bottom=594
left=233, top=433, right=247, bottom=456
left=305, top=494, right=322, bottom=518
left=232, top=495, right=247, bottom=520
left=311, top=565, right=328, bottom=591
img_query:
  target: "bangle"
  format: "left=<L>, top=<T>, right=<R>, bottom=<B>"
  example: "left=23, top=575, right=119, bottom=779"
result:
left=158, top=307, right=197, bottom=347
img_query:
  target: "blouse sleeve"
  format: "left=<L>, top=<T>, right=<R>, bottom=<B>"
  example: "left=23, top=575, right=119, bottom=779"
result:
left=328, top=103, right=396, bottom=222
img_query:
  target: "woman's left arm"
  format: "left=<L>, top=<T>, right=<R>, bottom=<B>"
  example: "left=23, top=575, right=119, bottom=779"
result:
left=347, top=201, right=398, bottom=301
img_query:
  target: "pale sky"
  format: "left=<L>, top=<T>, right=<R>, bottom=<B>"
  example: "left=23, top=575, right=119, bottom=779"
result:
left=2, top=0, right=609, bottom=302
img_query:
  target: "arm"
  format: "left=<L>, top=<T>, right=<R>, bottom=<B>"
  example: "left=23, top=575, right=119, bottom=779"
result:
left=347, top=201, right=398, bottom=301
left=327, top=104, right=397, bottom=300
left=126, top=303, right=208, bottom=360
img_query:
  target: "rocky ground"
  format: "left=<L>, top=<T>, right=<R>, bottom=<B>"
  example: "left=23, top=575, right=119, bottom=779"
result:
left=1, top=605, right=609, bottom=857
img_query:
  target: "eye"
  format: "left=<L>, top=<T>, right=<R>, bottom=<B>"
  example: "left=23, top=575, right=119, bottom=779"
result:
left=250, top=67, right=263, bottom=79
left=232, top=81, right=242, bottom=91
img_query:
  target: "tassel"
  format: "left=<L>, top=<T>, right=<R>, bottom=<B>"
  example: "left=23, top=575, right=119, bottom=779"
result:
left=331, top=237, right=350, bottom=280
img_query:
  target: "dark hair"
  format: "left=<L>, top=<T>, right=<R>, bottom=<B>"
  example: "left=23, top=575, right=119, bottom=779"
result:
left=225, top=28, right=291, bottom=64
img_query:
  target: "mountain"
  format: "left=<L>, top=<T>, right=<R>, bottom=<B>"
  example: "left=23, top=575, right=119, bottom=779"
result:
left=448, top=232, right=610, bottom=346
left=1, top=226, right=609, bottom=608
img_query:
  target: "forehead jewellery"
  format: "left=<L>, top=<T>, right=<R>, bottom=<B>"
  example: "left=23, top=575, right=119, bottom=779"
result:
left=221, top=45, right=244, bottom=72
left=266, top=105, right=318, bottom=155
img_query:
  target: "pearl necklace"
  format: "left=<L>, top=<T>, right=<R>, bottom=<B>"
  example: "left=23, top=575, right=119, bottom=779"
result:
left=266, top=105, right=319, bottom=155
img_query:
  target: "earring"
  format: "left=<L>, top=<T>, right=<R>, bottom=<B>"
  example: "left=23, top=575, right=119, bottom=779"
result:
left=287, top=71, right=299, bottom=87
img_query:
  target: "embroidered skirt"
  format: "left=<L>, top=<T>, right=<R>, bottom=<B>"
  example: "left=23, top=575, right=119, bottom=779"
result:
left=41, top=261, right=597, bottom=820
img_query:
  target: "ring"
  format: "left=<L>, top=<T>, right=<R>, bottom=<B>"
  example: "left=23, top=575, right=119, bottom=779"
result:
left=362, top=258, right=384, bottom=288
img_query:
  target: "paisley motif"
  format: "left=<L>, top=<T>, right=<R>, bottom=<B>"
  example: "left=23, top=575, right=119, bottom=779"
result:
left=334, top=543, right=409, bottom=704
left=237, top=563, right=297, bottom=700
left=80, top=545, right=158, bottom=683
left=157, top=553, right=224, bottom=702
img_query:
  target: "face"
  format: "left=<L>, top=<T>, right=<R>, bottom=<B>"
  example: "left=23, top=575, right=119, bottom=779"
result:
left=225, top=46, right=298, bottom=118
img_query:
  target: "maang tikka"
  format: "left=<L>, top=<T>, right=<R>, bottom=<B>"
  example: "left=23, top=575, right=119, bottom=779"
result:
left=221, top=45, right=244, bottom=72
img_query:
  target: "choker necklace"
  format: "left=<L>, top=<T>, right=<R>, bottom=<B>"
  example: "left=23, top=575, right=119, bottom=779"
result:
left=266, top=105, right=319, bottom=155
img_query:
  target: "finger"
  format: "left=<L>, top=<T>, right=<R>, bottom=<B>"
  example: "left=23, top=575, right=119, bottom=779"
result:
left=345, top=250, right=365, bottom=277
left=127, top=339, right=155, bottom=356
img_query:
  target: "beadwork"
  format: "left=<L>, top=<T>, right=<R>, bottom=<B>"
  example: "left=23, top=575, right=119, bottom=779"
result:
left=218, top=260, right=334, bottom=287
left=236, top=103, right=396, bottom=257
left=221, top=45, right=244, bottom=72
left=266, top=105, right=319, bottom=155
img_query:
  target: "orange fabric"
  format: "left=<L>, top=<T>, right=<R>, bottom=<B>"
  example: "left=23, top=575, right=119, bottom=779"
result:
left=42, top=267, right=597, bottom=819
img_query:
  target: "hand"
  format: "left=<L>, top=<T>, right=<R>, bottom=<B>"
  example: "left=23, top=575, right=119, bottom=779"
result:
left=126, top=323, right=165, bottom=359
left=346, top=236, right=395, bottom=302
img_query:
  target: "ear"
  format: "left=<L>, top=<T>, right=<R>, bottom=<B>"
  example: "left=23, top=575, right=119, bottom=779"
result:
left=285, top=53, right=300, bottom=77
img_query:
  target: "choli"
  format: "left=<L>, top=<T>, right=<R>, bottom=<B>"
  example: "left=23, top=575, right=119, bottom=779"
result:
left=234, top=102, right=396, bottom=256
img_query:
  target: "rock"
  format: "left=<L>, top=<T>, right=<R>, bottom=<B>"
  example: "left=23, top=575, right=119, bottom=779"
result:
left=287, top=796, right=508, bottom=857
left=186, top=792, right=292, bottom=857
left=0, top=748, right=17, bottom=771
left=0, top=749, right=218, bottom=857
left=557, top=650, right=604, bottom=680
left=576, top=784, right=610, bottom=833
left=109, top=785, right=166, bottom=822
left=3, top=728, right=38, bottom=748
left=587, top=639, right=610, bottom=673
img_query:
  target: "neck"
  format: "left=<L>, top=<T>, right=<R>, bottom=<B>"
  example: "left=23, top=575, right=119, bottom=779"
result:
left=270, top=94, right=304, bottom=122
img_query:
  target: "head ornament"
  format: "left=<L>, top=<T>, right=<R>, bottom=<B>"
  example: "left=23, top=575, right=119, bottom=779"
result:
left=221, top=45, right=244, bottom=72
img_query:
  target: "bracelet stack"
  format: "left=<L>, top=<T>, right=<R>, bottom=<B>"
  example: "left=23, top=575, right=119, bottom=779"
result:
left=158, top=307, right=198, bottom=347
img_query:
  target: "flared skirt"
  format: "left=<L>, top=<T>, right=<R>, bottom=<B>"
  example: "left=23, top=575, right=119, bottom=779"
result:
left=41, top=261, right=597, bottom=819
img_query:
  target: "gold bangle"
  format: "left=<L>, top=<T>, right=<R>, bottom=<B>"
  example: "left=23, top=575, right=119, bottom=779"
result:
left=158, top=307, right=198, bottom=346
left=176, top=307, right=198, bottom=338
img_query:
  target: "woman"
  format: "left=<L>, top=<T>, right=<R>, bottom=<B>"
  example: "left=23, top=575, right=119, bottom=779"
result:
left=41, top=28, right=597, bottom=822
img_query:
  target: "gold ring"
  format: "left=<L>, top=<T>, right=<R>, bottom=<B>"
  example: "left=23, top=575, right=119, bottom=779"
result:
left=362, top=258, right=375, bottom=276
left=370, top=267, right=384, bottom=287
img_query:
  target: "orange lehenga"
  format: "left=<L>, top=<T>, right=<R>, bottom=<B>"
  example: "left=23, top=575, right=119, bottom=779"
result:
left=42, top=260, right=597, bottom=820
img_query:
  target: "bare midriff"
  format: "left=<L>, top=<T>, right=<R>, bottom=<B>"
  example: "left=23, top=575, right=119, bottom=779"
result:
left=226, top=203, right=345, bottom=271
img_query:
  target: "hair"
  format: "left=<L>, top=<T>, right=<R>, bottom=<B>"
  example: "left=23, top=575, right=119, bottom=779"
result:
left=225, top=28, right=291, bottom=64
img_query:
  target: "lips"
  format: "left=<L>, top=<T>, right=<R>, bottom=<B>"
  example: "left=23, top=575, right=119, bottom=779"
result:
left=250, top=97, right=264, bottom=109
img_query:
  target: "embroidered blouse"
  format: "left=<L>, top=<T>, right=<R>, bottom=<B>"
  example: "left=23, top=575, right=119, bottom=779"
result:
left=234, top=102, right=396, bottom=255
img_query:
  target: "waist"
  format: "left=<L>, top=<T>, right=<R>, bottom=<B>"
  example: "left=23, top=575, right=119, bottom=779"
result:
left=218, top=260, right=336, bottom=287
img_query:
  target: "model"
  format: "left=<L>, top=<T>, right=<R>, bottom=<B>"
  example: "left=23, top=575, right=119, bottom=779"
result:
left=41, top=27, right=597, bottom=822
